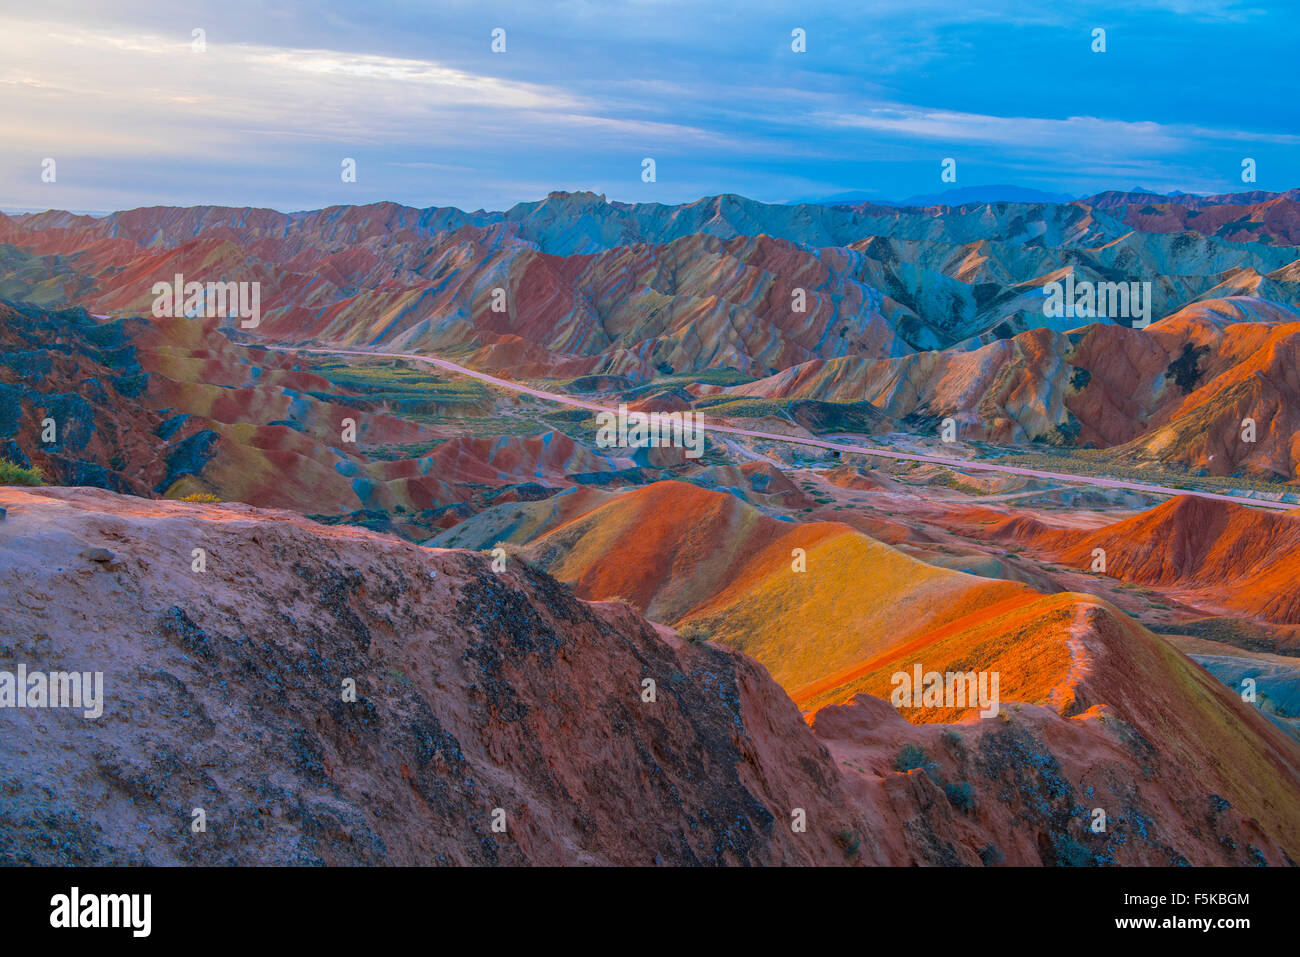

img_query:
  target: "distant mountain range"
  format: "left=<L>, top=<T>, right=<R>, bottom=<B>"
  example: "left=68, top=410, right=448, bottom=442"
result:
left=4, top=186, right=1300, bottom=370
left=9, top=186, right=1300, bottom=221
left=804, top=185, right=1300, bottom=209
left=807, top=185, right=1079, bottom=207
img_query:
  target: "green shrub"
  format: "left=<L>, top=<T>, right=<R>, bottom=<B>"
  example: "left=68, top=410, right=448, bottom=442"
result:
left=945, top=780, right=976, bottom=813
left=979, top=844, right=1002, bottom=866
left=835, top=828, right=861, bottom=857
left=677, top=621, right=712, bottom=645
left=894, top=744, right=928, bottom=772
left=0, top=458, right=42, bottom=486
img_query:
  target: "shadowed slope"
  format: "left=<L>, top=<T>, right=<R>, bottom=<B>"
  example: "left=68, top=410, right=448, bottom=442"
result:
left=0, top=485, right=869, bottom=865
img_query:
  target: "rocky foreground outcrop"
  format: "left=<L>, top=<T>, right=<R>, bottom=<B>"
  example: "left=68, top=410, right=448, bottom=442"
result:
left=0, top=487, right=865, bottom=865
left=1, top=487, right=1297, bottom=865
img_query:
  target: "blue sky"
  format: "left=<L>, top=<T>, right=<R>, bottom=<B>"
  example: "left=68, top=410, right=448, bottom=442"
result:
left=2, top=0, right=1297, bottom=213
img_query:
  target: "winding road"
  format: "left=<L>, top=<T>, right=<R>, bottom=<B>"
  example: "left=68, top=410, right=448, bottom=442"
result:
left=264, top=343, right=1297, bottom=513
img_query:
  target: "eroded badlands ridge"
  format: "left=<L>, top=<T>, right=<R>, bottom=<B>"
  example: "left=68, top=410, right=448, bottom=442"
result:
left=1, top=487, right=1296, bottom=865
left=8, top=189, right=1300, bottom=377
left=0, top=487, right=862, bottom=865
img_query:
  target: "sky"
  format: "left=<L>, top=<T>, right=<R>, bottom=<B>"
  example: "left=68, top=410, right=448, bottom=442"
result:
left=1, top=0, right=1297, bottom=214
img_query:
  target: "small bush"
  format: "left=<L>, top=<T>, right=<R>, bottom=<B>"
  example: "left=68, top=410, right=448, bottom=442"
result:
left=179, top=493, right=221, bottom=503
left=0, top=458, right=43, bottom=486
left=894, top=744, right=928, bottom=772
left=677, top=621, right=712, bottom=645
left=945, top=780, right=976, bottom=813
left=835, top=828, right=861, bottom=857
left=1053, top=833, right=1094, bottom=867
left=978, top=844, right=1003, bottom=866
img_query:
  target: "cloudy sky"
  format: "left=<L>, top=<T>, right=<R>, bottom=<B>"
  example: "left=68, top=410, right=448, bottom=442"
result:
left=2, top=0, right=1296, bottom=213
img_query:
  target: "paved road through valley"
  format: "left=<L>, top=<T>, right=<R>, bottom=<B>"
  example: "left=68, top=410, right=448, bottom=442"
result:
left=264, top=343, right=1297, bottom=513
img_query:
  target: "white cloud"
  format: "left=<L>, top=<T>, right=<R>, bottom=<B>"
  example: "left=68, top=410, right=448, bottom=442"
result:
left=822, top=106, right=1188, bottom=155
left=0, top=17, right=724, bottom=157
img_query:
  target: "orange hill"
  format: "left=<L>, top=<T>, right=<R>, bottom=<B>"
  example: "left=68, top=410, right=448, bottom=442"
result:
left=527, top=480, right=1037, bottom=703
left=962, top=495, right=1300, bottom=625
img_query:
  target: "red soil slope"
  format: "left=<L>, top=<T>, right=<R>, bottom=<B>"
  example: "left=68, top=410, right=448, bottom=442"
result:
left=960, top=495, right=1300, bottom=624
